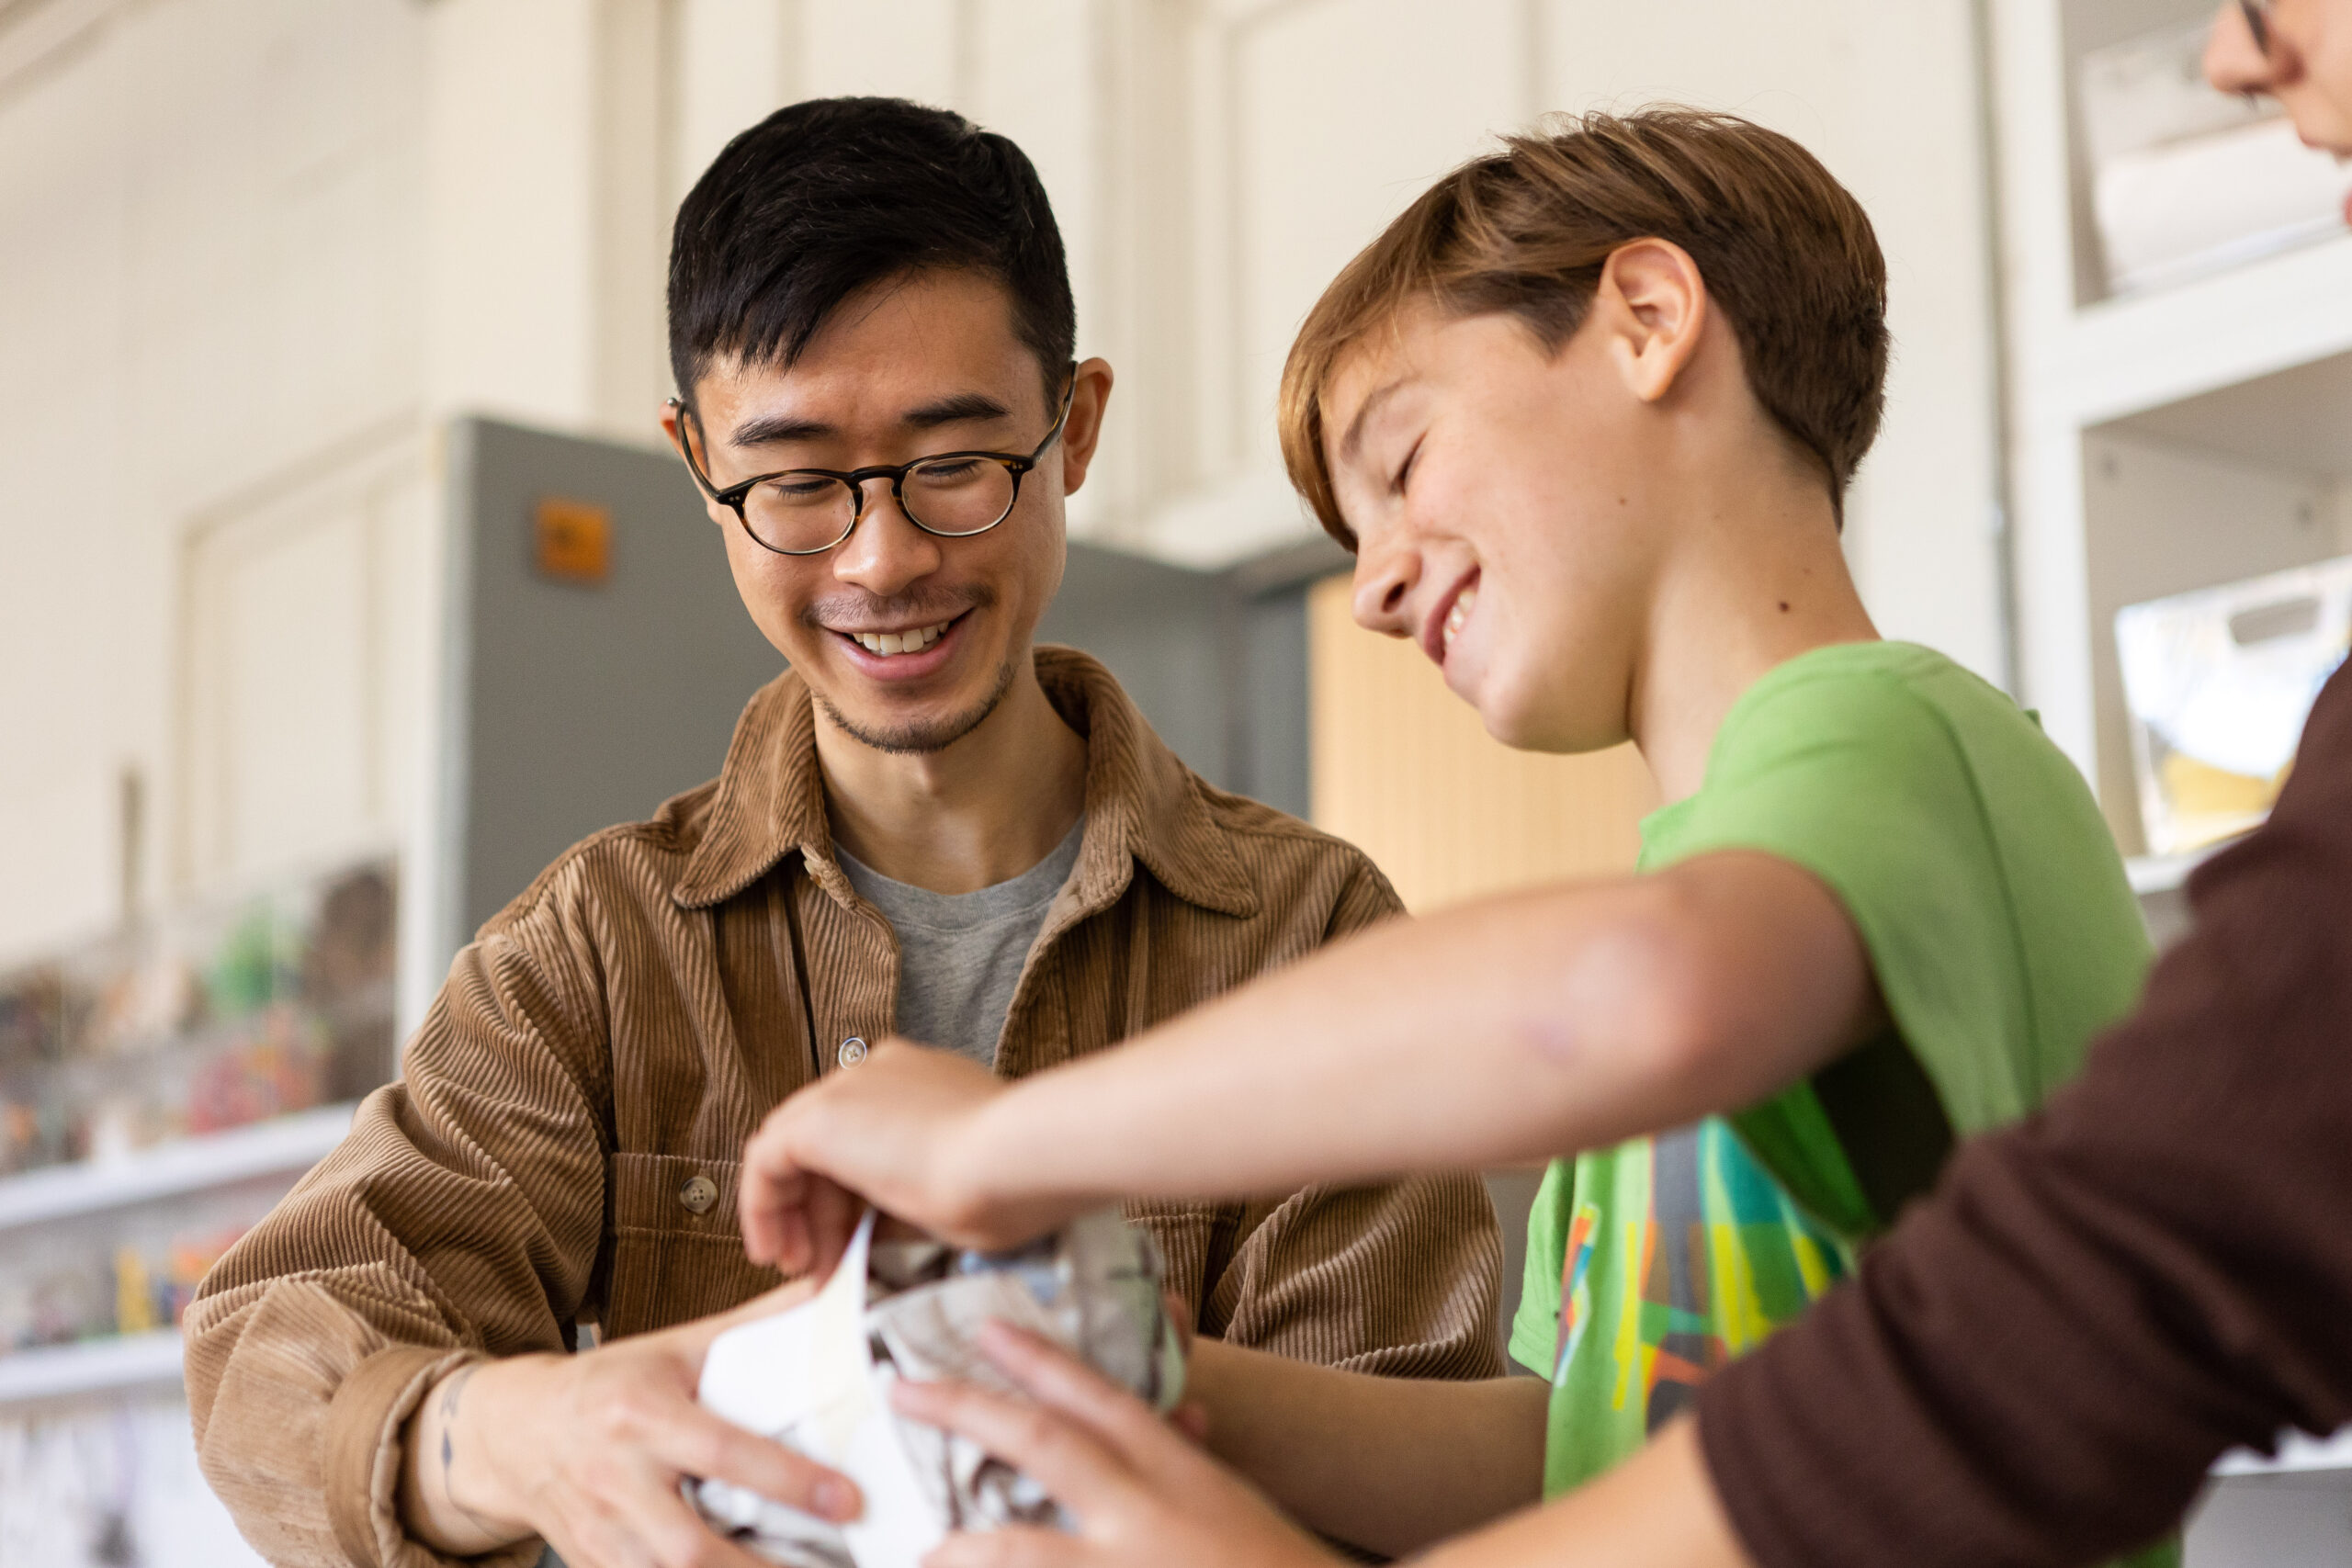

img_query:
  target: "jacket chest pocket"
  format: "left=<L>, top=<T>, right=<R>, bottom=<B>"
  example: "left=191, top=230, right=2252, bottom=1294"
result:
left=602, top=1151, right=783, bottom=1339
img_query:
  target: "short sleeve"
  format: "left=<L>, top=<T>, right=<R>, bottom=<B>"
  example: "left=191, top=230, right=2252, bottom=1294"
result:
left=1510, top=1159, right=1569, bottom=1375
left=1654, top=670, right=2042, bottom=1213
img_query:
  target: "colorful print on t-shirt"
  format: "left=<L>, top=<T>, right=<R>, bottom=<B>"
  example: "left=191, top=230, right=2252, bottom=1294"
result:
left=1532, top=1120, right=1851, bottom=1484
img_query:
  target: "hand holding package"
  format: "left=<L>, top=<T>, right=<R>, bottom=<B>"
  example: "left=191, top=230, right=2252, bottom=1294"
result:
left=693, top=1208, right=1185, bottom=1567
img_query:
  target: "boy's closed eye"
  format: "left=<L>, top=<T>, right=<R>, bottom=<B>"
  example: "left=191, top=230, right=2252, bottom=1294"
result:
left=1392, top=434, right=1427, bottom=496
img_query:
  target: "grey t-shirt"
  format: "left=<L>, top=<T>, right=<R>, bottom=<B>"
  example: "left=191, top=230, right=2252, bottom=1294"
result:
left=835, top=817, right=1086, bottom=1068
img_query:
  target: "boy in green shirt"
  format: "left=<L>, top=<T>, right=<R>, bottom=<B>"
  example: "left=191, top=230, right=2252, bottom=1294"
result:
left=1517, top=639, right=2152, bottom=1497
left=722, top=110, right=2171, bottom=1568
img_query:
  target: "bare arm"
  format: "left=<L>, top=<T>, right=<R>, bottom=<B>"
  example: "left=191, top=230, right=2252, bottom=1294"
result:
left=1416, top=1419, right=1753, bottom=1568
left=1185, top=1339, right=1546, bottom=1557
left=743, top=850, right=1879, bottom=1268
left=893, top=1321, right=1753, bottom=1568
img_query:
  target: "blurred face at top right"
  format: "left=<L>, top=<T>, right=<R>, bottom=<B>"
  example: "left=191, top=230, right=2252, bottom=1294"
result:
left=2207, top=0, right=2352, bottom=152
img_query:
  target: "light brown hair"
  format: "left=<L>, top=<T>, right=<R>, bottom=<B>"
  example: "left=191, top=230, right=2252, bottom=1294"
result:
left=1277, top=109, right=1889, bottom=546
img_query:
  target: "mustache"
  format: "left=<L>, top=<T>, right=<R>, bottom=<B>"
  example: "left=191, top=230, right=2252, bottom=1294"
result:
left=800, top=584, right=994, bottom=631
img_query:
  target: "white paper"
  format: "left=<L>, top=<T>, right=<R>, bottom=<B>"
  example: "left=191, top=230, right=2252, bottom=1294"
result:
left=693, top=1209, right=1183, bottom=1567
left=694, top=1213, right=944, bottom=1568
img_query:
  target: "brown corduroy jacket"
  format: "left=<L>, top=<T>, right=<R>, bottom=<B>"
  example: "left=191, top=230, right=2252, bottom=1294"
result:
left=185, top=647, right=1504, bottom=1568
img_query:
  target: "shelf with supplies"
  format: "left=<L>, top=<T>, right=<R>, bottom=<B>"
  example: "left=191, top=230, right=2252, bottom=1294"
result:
left=0, top=1102, right=356, bottom=1236
left=0, top=1329, right=186, bottom=1410
left=0, top=857, right=397, bottom=1384
left=1995, top=1, right=2352, bottom=869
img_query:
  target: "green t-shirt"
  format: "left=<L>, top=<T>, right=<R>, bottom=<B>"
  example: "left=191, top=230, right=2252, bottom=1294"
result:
left=1510, top=642, right=2172, bottom=1564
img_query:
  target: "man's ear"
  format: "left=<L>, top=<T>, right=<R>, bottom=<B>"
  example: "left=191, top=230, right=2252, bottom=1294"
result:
left=1595, top=240, right=1710, bottom=405
left=658, top=396, right=734, bottom=531
left=1057, top=357, right=1116, bottom=496
left=659, top=398, right=690, bottom=457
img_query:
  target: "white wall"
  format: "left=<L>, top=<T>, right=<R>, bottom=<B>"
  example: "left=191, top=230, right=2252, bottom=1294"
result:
left=1532, top=1, right=2007, bottom=683
left=0, top=0, right=2008, bottom=963
left=0, top=0, right=427, bottom=964
left=716, top=0, right=2008, bottom=669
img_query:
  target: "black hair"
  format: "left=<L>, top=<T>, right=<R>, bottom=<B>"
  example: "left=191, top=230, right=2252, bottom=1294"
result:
left=668, top=96, right=1075, bottom=412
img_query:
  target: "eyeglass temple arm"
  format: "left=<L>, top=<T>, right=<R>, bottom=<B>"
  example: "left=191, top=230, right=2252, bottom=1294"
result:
left=667, top=398, right=733, bottom=502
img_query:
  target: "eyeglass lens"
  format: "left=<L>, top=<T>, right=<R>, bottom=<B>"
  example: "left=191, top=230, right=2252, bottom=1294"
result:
left=742, top=457, right=1018, bottom=554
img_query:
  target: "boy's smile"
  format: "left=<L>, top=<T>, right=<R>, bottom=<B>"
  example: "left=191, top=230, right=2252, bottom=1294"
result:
left=1430, top=572, right=1480, bottom=669
left=1321, top=299, right=1658, bottom=757
left=1315, top=238, right=1871, bottom=800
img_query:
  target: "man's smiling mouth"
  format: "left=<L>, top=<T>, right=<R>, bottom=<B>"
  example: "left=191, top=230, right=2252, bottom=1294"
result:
left=827, top=606, right=976, bottom=659
left=845, top=619, right=951, bottom=656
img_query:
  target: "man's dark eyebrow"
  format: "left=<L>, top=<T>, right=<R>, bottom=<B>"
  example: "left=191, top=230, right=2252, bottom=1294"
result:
left=729, top=412, right=832, bottom=448
left=901, top=391, right=1012, bottom=430
left=729, top=391, right=1012, bottom=451
left=1337, top=378, right=1411, bottom=467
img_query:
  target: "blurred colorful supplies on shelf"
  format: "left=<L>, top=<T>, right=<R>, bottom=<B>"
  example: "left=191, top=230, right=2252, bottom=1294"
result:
left=111, top=1225, right=245, bottom=1341
left=694, top=1209, right=1187, bottom=1568
left=2118, top=555, right=2352, bottom=855
left=0, top=860, right=393, bottom=1359
left=0, top=863, right=392, bottom=1177
left=2080, top=19, right=2352, bottom=297
left=0, top=1192, right=256, bottom=1355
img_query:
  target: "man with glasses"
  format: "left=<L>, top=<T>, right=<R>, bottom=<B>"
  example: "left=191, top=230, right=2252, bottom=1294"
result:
left=184, top=96, right=1501, bottom=1568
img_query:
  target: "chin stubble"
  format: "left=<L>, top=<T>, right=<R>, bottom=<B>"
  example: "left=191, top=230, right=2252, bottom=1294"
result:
left=803, top=585, right=1021, bottom=754
left=813, top=647, right=1023, bottom=755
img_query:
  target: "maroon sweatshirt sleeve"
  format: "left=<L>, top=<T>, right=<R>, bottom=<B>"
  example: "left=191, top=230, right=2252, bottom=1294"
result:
left=1697, top=662, right=2352, bottom=1568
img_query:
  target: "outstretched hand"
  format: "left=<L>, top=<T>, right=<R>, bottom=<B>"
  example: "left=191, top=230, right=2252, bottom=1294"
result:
left=740, top=1039, right=1092, bottom=1277
left=891, top=1320, right=1337, bottom=1568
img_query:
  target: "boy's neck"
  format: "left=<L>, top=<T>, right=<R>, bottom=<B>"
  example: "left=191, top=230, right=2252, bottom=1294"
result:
left=1629, top=471, right=1879, bottom=805
left=815, top=656, right=1090, bottom=895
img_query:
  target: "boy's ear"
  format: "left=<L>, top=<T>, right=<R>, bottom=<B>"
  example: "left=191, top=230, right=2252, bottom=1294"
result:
left=1596, top=239, right=1709, bottom=405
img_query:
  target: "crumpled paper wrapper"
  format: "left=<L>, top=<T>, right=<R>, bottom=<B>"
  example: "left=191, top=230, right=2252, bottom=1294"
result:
left=692, top=1209, right=1185, bottom=1567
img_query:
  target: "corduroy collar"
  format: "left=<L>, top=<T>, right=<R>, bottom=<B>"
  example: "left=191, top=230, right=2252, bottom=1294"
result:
left=672, top=646, right=1259, bottom=920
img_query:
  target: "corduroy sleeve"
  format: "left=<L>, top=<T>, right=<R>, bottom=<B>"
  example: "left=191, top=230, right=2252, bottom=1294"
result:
left=1205, top=1170, right=1507, bottom=1378
left=1696, top=666, right=2352, bottom=1568
left=185, top=871, right=616, bottom=1568
left=1203, top=856, right=1506, bottom=1379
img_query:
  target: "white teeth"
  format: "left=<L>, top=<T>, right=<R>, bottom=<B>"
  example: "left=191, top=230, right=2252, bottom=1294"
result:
left=852, top=621, right=949, bottom=656
left=1442, top=587, right=1476, bottom=652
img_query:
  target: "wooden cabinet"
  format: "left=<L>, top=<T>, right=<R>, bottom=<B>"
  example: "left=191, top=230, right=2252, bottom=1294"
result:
left=1306, top=575, right=1657, bottom=912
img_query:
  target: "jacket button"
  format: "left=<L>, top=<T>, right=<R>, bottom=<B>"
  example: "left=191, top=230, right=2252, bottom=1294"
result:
left=678, top=1175, right=718, bottom=1215
left=836, top=1036, right=869, bottom=1068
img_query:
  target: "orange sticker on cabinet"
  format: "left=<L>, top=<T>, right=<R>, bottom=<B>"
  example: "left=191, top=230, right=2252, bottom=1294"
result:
left=535, top=497, right=612, bottom=585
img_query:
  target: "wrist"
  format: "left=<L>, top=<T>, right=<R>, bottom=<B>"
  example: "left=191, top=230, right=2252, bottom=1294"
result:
left=434, top=1355, right=556, bottom=1541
